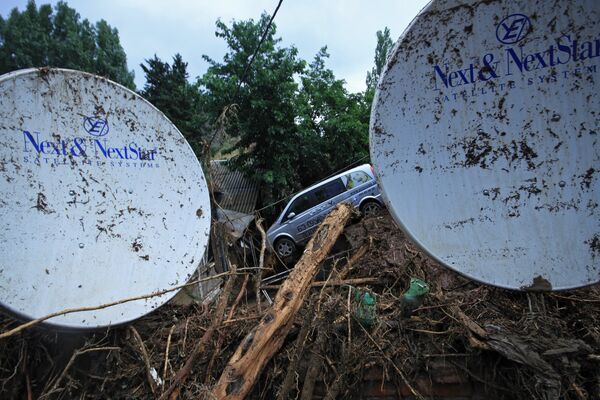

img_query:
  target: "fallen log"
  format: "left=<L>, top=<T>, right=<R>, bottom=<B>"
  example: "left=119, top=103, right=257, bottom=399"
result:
left=212, top=203, right=354, bottom=400
left=299, top=301, right=333, bottom=400
left=255, top=218, right=267, bottom=313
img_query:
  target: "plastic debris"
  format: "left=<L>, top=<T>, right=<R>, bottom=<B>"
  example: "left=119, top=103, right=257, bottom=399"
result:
left=352, top=289, right=377, bottom=327
left=401, top=278, right=429, bottom=316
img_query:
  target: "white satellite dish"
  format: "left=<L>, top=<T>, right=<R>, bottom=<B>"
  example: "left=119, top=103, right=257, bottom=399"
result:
left=370, top=0, right=599, bottom=290
left=0, top=68, right=211, bottom=328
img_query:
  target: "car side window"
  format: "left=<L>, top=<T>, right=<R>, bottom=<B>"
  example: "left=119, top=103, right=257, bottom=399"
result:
left=345, top=171, right=371, bottom=190
left=285, top=192, right=316, bottom=220
left=313, top=178, right=345, bottom=204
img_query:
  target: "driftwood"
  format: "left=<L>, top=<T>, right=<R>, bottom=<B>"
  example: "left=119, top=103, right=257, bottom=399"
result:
left=299, top=304, right=331, bottom=400
left=212, top=203, right=354, bottom=399
left=450, top=305, right=594, bottom=400
left=260, top=276, right=377, bottom=290
left=129, top=326, right=158, bottom=394
left=205, top=274, right=250, bottom=385
left=40, top=346, right=120, bottom=398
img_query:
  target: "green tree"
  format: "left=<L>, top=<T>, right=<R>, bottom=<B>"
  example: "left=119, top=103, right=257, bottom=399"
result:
left=140, top=54, right=204, bottom=153
left=365, top=27, right=393, bottom=91
left=0, top=0, right=135, bottom=89
left=94, top=20, right=134, bottom=88
left=296, top=47, right=369, bottom=185
left=199, top=14, right=305, bottom=203
left=363, top=27, right=394, bottom=135
left=201, top=15, right=377, bottom=215
left=0, top=2, right=53, bottom=70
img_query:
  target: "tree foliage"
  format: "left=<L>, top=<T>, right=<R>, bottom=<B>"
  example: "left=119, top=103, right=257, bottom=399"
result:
left=199, top=15, right=306, bottom=203
left=365, top=27, right=393, bottom=91
left=296, top=47, right=369, bottom=186
left=0, top=0, right=135, bottom=89
left=199, top=16, right=373, bottom=208
left=140, top=54, right=205, bottom=153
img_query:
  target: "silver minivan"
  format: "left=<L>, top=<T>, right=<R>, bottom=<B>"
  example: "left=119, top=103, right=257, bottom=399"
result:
left=266, top=164, right=383, bottom=257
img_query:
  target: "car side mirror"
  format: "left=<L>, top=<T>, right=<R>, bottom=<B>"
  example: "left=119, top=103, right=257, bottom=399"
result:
left=287, top=212, right=296, bottom=220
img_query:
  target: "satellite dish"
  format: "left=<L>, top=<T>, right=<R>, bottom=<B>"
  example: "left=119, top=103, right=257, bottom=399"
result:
left=0, top=68, right=211, bottom=328
left=370, top=0, right=599, bottom=290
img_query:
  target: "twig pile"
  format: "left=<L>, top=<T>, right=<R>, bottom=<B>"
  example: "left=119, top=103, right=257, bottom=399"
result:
left=1, top=209, right=599, bottom=399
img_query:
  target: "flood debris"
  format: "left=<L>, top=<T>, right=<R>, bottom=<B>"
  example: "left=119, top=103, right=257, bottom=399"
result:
left=213, top=203, right=354, bottom=399
left=1, top=207, right=599, bottom=400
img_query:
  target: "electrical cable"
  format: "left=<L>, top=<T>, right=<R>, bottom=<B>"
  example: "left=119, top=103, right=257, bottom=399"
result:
left=214, top=153, right=371, bottom=226
left=231, top=0, right=284, bottom=104
left=253, top=153, right=370, bottom=214
left=210, top=0, right=371, bottom=225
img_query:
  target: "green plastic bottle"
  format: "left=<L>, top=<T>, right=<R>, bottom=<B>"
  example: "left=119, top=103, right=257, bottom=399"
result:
left=401, top=278, right=429, bottom=316
left=353, top=289, right=377, bottom=327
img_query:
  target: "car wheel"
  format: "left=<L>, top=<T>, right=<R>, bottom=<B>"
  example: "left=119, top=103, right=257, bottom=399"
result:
left=275, top=237, right=296, bottom=258
left=360, top=201, right=382, bottom=217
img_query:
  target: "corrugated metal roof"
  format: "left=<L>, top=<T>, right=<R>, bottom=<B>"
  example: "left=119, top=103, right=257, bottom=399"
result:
left=210, top=160, right=258, bottom=215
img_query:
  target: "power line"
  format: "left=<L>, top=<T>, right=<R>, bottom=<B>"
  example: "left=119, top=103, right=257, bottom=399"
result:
left=211, top=0, right=371, bottom=222
left=213, top=154, right=371, bottom=226
left=231, top=0, right=284, bottom=104
left=253, top=154, right=370, bottom=214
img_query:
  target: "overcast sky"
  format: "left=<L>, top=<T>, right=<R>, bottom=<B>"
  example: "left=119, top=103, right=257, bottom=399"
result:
left=1, top=0, right=430, bottom=92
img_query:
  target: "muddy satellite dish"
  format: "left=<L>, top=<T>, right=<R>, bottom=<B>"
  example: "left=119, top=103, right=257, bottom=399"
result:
left=0, top=68, right=211, bottom=328
left=370, top=0, right=599, bottom=290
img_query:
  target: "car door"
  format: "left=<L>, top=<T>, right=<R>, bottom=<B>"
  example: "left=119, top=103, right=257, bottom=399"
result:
left=300, top=178, right=347, bottom=242
left=281, top=191, right=318, bottom=244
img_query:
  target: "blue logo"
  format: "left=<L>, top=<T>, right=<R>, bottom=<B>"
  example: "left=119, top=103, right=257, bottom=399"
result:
left=83, top=117, right=109, bottom=137
left=496, top=13, right=531, bottom=44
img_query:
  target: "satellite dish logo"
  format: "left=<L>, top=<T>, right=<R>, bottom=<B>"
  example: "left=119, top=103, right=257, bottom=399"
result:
left=496, top=13, right=531, bottom=44
left=83, top=116, right=109, bottom=137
